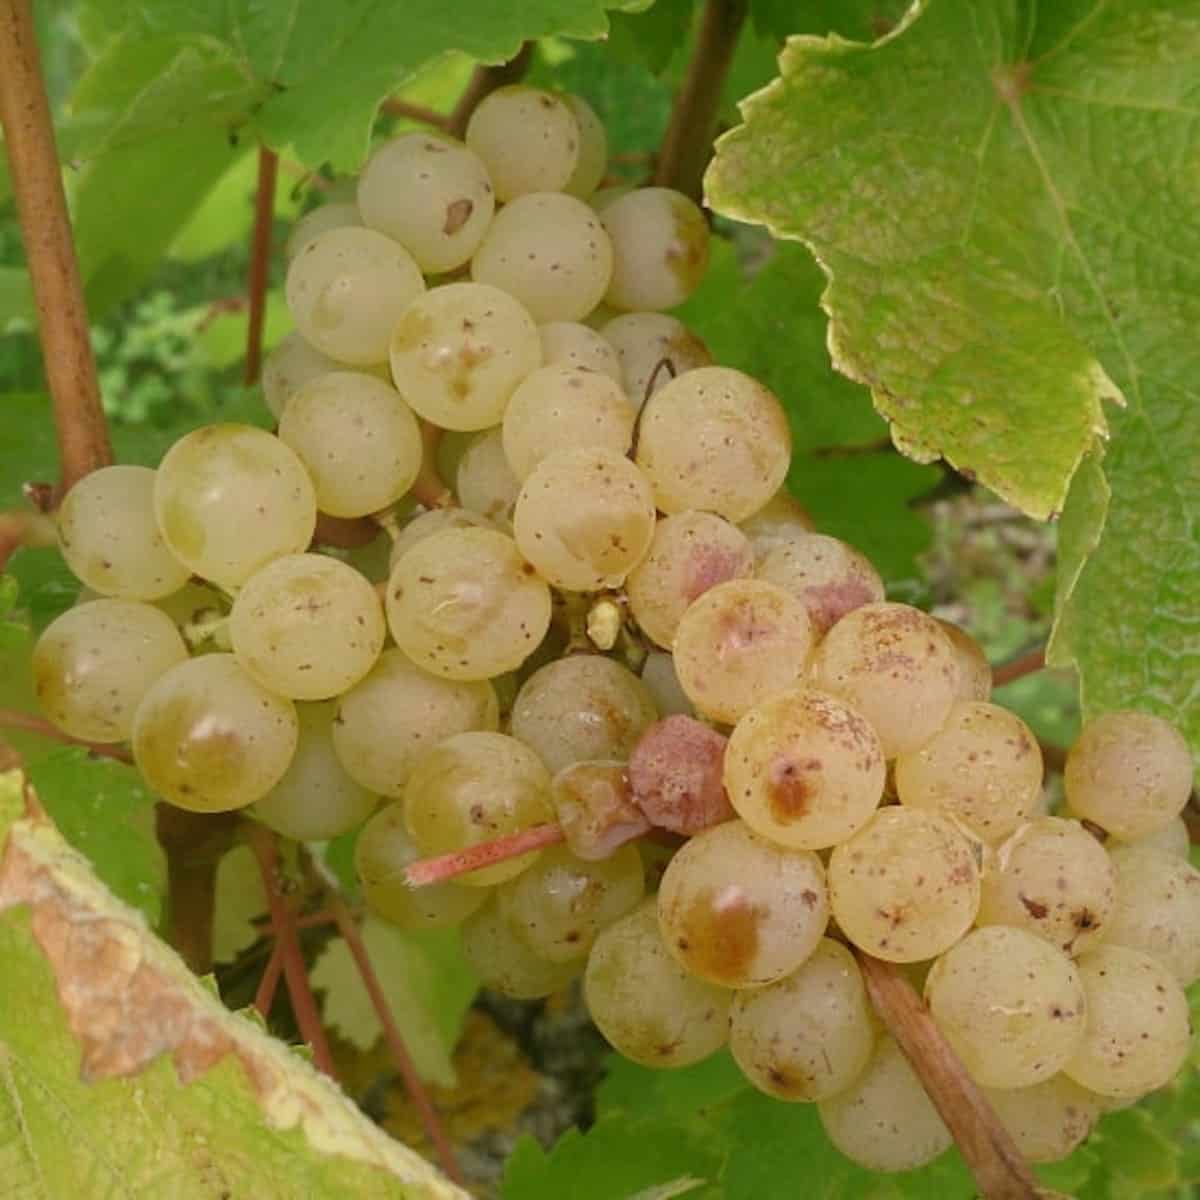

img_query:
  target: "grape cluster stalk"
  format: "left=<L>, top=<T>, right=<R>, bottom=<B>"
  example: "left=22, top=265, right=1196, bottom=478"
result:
left=29, top=83, right=1199, bottom=1179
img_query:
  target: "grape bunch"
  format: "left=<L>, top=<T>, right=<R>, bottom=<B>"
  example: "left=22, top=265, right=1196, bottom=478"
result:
left=30, top=83, right=1198, bottom=1176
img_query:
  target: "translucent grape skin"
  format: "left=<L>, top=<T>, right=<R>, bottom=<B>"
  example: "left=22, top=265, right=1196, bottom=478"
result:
left=923, top=926, right=1087, bottom=1088
left=456, top=427, right=522, bottom=528
left=635, top=367, right=792, bottom=522
left=737, top=488, right=815, bottom=561
left=977, top=816, right=1116, bottom=956
left=56, top=466, right=190, bottom=600
left=809, top=602, right=960, bottom=759
left=561, top=93, right=607, bottom=199
left=512, top=447, right=657, bottom=592
left=729, top=939, right=875, bottom=1103
left=386, top=527, right=552, bottom=681
left=153, top=424, right=316, bottom=588
left=331, top=648, right=498, bottom=798
left=672, top=579, right=815, bottom=725
left=818, top=1037, right=952, bottom=1173
left=33, top=599, right=188, bottom=742
left=511, top=654, right=658, bottom=775
left=585, top=898, right=731, bottom=1069
left=1063, top=944, right=1191, bottom=1099
left=471, top=192, right=613, bottom=324
left=262, top=331, right=353, bottom=420
left=627, top=715, right=734, bottom=836
left=981, top=1076, right=1101, bottom=1164
left=388, top=282, right=542, bottom=432
left=464, top=85, right=580, bottom=202
left=625, top=510, right=754, bottom=649
left=639, top=651, right=693, bottom=717
left=599, top=187, right=710, bottom=311
left=285, top=226, right=425, bottom=365
left=355, top=801, right=487, bottom=930
left=550, top=760, right=651, bottom=861
left=501, top=365, right=635, bottom=482
left=132, top=654, right=298, bottom=813
left=1110, top=816, right=1190, bottom=859
left=1064, top=710, right=1194, bottom=840
left=537, top=321, right=622, bottom=382
left=462, top=900, right=580, bottom=999
left=755, top=532, right=884, bottom=636
left=356, top=132, right=495, bottom=273
left=276, top=371, right=422, bottom=518
left=724, top=687, right=885, bottom=850
left=1103, top=847, right=1200, bottom=985
left=251, top=701, right=377, bottom=842
left=230, top=554, right=385, bottom=700
left=657, top=820, right=829, bottom=989
left=894, top=701, right=1043, bottom=843
left=828, top=808, right=980, bottom=962
left=937, top=618, right=993, bottom=702
left=284, top=201, right=361, bottom=261
left=600, top=311, right=712, bottom=409
left=496, top=842, right=645, bottom=962
left=388, top=507, right=495, bottom=572
left=403, top=731, right=554, bottom=886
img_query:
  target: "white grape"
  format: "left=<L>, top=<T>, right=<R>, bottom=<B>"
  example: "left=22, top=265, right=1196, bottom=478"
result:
left=276, top=371, right=422, bottom=518
left=538, top=321, right=622, bottom=382
left=818, top=1037, right=952, bottom=1172
left=471, top=192, right=613, bottom=324
left=657, top=820, right=828, bottom=989
left=829, top=808, right=980, bottom=962
left=388, top=508, right=495, bottom=574
left=285, top=226, right=425, bottom=365
left=262, top=332, right=349, bottom=420
left=456, top=427, right=522, bottom=527
left=464, top=85, right=580, bottom=202
left=386, top=527, right=551, bottom=680
left=599, top=187, right=710, bottom=311
left=331, top=648, right=498, bottom=797
left=937, top=619, right=993, bottom=702
left=154, top=424, right=316, bottom=588
left=510, top=654, right=658, bottom=774
left=501, top=365, right=634, bottom=481
left=284, top=201, right=362, bottom=261
left=585, top=898, right=731, bottom=1069
left=389, top=282, right=541, bottom=432
left=251, top=701, right=377, bottom=841
left=635, top=367, right=791, bottom=522
left=737, top=489, right=815, bottom=561
left=729, top=939, right=874, bottom=1102
left=357, top=132, right=494, bottom=273
left=981, top=1077, right=1100, bottom=1164
left=513, top=447, right=656, bottom=592
left=600, top=311, right=712, bottom=409
left=229, top=553, right=385, bottom=700
left=561, top=93, right=607, bottom=198
left=132, top=654, right=298, bottom=812
left=56, top=465, right=190, bottom=600
left=724, top=687, right=885, bottom=850
left=463, top=900, right=580, bottom=998
left=33, top=599, right=188, bottom=741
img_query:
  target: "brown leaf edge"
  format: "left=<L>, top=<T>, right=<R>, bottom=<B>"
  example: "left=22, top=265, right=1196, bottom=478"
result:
left=0, top=769, right=467, bottom=1200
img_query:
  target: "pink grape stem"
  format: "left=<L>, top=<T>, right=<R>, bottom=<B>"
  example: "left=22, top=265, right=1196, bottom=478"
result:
left=405, top=822, right=565, bottom=888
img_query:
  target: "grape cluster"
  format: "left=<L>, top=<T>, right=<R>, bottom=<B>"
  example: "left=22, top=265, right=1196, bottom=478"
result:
left=31, top=84, right=1198, bottom=1175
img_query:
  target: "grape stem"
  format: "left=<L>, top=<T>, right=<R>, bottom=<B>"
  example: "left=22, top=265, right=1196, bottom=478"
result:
left=0, top=0, right=112, bottom=497
left=0, top=708, right=133, bottom=763
left=327, top=894, right=465, bottom=1184
left=447, top=42, right=534, bottom=139
left=653, top=0, right=749, bottom=201
left=405, top=822, right=565, bottom=888
left=0, top=509, right=57, bottom=573
left=855, top=951, right=1040, bottom=1200
left=379, top=97, right=453, bottom=132
left=246, top=825, right=338, bottom=1077
left=991, top=644, right=1046, bottom=687
left=254, top=940, right=285, bottom=1017
left=244, top=145, right=278, bottom=386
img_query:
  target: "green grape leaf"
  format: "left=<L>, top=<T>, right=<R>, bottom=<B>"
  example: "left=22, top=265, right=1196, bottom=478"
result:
left=0, top=769, right=465, bottom=1198
left=676, top=240, right=938, bottom=591
left=87, top=0, right=650, bottom=171
left=310, top=918, right=477, bottom=1088
left=25, top=748, right=165, bottom=925
left=0, top=266, right=35, bottom=329
left=212, top=843, right=269, bottom=965
left=707, top=0, right=1200, bottom=757
left=750, top=0, right=913, bottom=43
